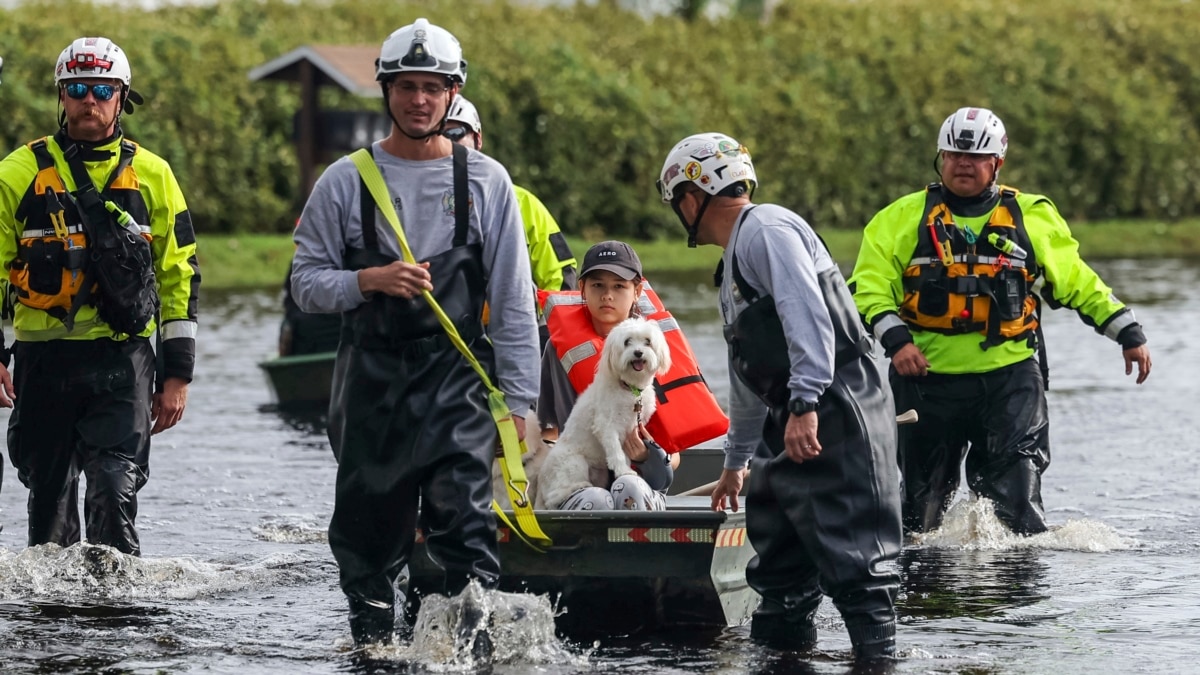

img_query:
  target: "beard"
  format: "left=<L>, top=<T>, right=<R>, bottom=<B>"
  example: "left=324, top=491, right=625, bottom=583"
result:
left=66, top=105, right=117, bottom=140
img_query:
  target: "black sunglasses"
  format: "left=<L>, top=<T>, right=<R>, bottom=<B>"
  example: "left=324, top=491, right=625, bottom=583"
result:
left=64, top=82, right=117, bottom=101
left=442, top=126, right=473, bottom=143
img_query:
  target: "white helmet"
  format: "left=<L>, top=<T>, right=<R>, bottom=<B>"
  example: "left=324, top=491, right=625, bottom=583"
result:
left=446, top=96, right=481, bottom=133
left=55, top=37, right=131, bottom=86
left=376, top=18, right=467, bottom=85
left=938, top=107, right=1007, bottom=159
left=658, top=132, right=756, bottom=202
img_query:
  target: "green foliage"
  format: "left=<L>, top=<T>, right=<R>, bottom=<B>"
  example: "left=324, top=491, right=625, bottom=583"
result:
left=2, top=0, right=1199, bottom=239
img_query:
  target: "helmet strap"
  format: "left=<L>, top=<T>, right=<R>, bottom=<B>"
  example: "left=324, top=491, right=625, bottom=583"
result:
left=671, top=191, right=713, bottom=248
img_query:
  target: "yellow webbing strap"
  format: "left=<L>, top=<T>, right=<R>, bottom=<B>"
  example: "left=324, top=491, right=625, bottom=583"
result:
left=350, top=149, right=551, bottom=551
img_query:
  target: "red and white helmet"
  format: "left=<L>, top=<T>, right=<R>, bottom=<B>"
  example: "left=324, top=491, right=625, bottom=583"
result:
left=658, top=132, right=756, bottom=202
left=938, top=107, right=1007, bottom=159
left=55, top=37, right=131, bottom=86
left=446, top=96, right=481, bottom=133
left=376, top=18, right=467, bottom=85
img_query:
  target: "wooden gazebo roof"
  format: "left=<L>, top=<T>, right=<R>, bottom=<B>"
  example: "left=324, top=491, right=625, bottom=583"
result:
left=248, top=45, right=381, bottom=98
left=249, top=44, right=382, bottom=201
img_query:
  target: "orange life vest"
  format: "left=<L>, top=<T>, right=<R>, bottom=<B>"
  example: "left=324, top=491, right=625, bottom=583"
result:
left=542, top=284, right=729, bottom=453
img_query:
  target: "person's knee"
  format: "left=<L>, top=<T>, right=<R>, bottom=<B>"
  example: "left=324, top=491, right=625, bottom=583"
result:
left=610, top=475, right=664, bottom=511
left=559, top=487, right=613, bottom=510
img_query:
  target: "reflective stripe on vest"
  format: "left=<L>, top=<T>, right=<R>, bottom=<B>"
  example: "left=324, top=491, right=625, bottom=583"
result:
left=543, top=284, right=729, bottom=452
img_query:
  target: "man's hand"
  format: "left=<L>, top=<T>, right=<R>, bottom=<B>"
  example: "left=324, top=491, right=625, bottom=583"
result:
left=1123, top=344, right=1151, bottom=385
left=357, top=260, right=433, bottom=299
left=784, top=411, right=821, bottom=463
left=151, top=377, right=189, bottom=434
left=891, top=342, right=930, bottom=376
left=711, top=468, right=747, bottom=513
left=782, top=410, right=820, bottom=461
left=0, top=364, right=14, bottom=408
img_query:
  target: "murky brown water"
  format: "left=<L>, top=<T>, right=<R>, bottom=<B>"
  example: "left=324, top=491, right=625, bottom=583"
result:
left=1, top=259, right=1196, bottom=674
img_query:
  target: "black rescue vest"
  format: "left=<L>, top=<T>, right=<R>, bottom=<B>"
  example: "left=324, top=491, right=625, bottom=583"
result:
left=900, top=184, right=1039, bottom=350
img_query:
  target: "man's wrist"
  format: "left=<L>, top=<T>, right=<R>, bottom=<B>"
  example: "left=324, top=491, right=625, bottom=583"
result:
left=787, top=397, right=818, bottom=415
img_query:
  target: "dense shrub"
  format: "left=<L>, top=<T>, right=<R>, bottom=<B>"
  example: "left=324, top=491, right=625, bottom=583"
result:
left=1, top=0, right=1197, bottom=235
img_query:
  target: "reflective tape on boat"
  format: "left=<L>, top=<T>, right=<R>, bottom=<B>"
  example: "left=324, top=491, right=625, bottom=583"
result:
left=607, top=527, right=714, bottom=544
left=714, top=527, right=746, bottom=548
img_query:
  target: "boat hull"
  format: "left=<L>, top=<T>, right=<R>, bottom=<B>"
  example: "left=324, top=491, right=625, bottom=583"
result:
left=407, top=497, right=758, bottom=636
left=257, top=351, right=336, bottom=406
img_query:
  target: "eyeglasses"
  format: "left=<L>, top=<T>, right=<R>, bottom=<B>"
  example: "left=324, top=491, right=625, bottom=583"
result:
left=442, top=126, right=473, bottom=143
left=391, top=80, right=451, bottom=97
left=64, top=82, right=117, bottom=101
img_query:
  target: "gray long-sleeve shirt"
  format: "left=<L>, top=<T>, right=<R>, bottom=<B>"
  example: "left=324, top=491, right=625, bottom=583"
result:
left=719, top=204, right=837, bottom=470
left=290, top=141, right=540, bottom=413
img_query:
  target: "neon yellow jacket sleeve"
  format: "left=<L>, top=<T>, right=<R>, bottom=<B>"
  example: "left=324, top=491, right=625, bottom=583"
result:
left=850, top=190, right=925, bottom=327
left=516, top=185, right=576, bottom=292
left=1018, top=193, right=1131, bottom=337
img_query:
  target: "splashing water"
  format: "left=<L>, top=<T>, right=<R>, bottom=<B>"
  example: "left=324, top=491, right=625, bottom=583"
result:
left=364, top=581, right=588, bottom=671
left=251, top=514, right=328, bottom=544
left=0, top=542, right=317, bottom=602
left=911, top=496, right=1140, bottom=552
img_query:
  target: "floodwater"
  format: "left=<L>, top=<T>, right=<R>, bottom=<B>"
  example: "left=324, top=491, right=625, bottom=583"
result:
left=0, top=258, right=1197, bottom=674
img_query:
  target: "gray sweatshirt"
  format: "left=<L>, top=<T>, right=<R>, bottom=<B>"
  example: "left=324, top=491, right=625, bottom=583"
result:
left=290, top=141, right=539, bottom=414
left=719, top=204, right=837, bottom=470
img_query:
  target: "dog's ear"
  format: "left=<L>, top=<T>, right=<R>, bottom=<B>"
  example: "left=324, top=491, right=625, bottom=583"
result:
left=652, top=323, right=672, bottom=374
left=604, top=325, right=627, bottom=377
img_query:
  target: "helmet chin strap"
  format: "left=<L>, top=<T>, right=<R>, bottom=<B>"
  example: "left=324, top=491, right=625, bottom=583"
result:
left=671, top=192, right=713, bottom=248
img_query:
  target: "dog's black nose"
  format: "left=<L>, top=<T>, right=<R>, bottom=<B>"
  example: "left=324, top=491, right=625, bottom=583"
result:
left=633, top=350, right=643, bottom=358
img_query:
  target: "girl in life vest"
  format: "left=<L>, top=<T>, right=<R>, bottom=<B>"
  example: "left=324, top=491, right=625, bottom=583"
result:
left=537, top=240, right=678, bottom=510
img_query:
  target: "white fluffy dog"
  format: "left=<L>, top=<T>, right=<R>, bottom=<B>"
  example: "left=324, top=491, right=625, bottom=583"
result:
left=534, top=317, right=672, bottom=510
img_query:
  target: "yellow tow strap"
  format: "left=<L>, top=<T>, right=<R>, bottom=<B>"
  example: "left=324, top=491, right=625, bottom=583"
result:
left=350, top=149, right=551, bottom=552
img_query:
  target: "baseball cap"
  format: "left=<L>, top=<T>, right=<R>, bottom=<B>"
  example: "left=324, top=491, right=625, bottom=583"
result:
left=580, top=240, right=642, bottom=280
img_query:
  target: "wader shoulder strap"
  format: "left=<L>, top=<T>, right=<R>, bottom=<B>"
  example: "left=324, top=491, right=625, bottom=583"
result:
left=348, top=148, right=551, bottom=551
left=452, top=142, right=468, bottom=247
left=713, top=205, right=759, bottom=297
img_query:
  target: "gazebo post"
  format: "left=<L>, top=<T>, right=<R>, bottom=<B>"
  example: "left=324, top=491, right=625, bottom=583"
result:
left=298, top=60, right=319, bottom=203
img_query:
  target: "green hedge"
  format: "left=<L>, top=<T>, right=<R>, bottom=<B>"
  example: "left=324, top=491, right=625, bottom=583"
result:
left=2, top=0, right=1198, bottom=238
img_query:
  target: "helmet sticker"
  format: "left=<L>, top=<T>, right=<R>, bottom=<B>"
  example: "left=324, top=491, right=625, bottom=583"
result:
left=684, top=162, right=702, bottom=180
left=699, top=175, right=711, bottom=185
left=966, top=108, right=979, bottom=120
left=691, top=143, right=716, bottom=160
left=663, top=163, right=681, bottom=184
left=717, top=139, right=738, bottom=153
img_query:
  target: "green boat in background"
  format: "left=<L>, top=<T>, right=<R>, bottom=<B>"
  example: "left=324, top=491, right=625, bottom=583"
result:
left=258, top=351, right=336, bottom=407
